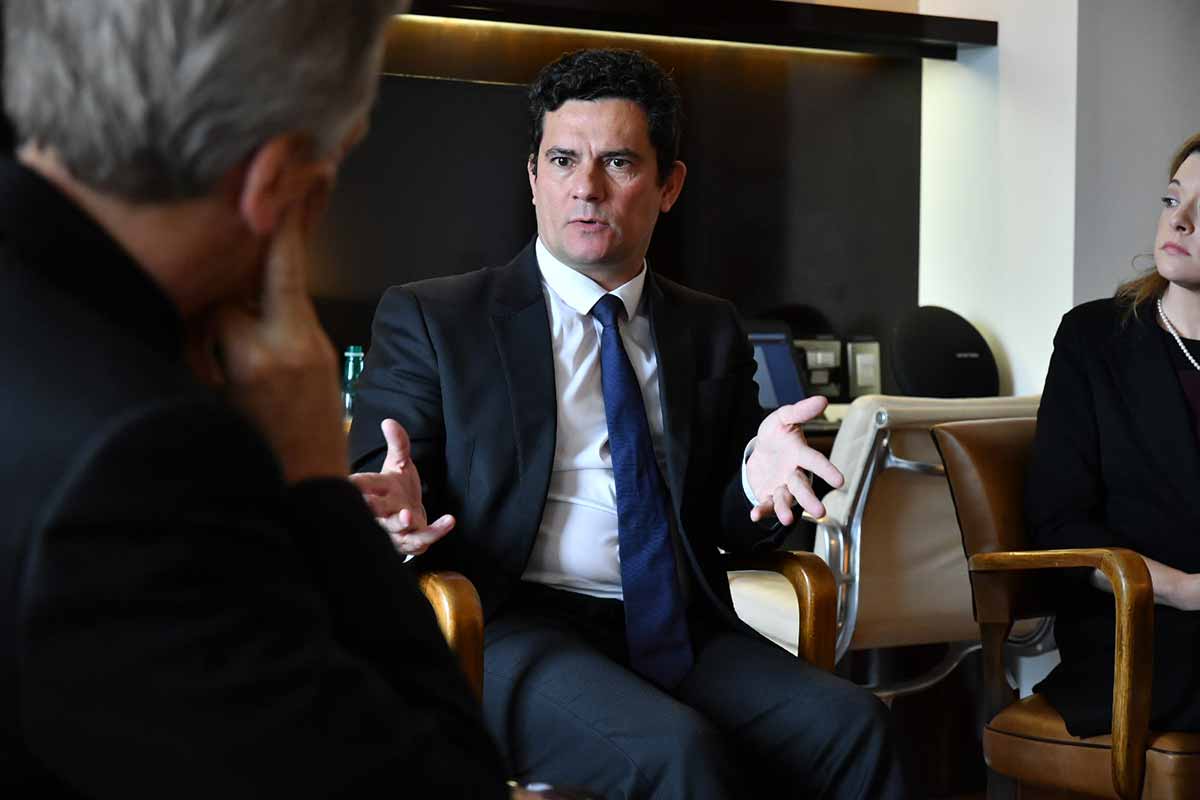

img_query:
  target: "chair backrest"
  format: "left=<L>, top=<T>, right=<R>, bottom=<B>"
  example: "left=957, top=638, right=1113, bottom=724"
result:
left=815, top=395, right=1040, bottom=660
left=932, top=418, right=1053, bottom=624
left=931, top=417, right=1038, bottom=557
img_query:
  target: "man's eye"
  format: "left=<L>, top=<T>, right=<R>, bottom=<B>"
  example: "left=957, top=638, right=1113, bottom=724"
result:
left=551, top=156, right=571, bottom=168
left=1162, top=196, right=1180, bottom=208
left=608, top=158, right=630, bottom=169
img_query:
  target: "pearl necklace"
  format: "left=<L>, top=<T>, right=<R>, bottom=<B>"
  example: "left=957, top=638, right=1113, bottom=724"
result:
left=1157, top=297, right=1200, bottom=371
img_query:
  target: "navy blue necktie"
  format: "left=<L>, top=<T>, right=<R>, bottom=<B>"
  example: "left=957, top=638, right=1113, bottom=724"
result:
left=590, top=294, right=694, bottom=689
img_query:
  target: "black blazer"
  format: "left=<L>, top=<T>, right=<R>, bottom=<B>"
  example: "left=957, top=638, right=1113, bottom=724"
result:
left=1027, top=297, right=1200, bottom=737
left=0, top=161, right=506, bottom=797
left=349, top=242, right=785, bottom=625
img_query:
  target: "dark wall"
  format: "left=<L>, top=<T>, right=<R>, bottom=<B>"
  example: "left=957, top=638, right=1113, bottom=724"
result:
left=312, top=76, right=535, bottom=350
left=316, top=20, right=921, bottom=392
left=0, top=2, right=11, bottom=154
left=651, top=55, right=920, bottom=350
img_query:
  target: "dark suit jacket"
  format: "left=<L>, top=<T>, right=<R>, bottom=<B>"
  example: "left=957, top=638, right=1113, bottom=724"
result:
left=349, top=242, right=786, bottom=625
left=1026, top=297, right=1200, bottom=737
left=0, top=160, right=506, bottom=797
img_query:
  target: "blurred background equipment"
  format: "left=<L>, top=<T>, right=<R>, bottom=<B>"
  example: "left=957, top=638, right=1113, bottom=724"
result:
left=890, top=306, right=999, bottom=398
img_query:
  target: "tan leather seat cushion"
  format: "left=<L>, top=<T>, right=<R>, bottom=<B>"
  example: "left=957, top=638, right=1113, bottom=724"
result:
left=729, top=570, right=799, bottom=654
left=984, top=695, right=1200, bottom=798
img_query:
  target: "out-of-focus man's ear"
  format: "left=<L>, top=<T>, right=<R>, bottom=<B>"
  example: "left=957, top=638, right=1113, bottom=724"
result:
left=527, top=156, right=540, bottom=205
left=659, top=160, right=687, bottom=213
left=236, top=134, right=335, bottom=237
left=339, top=117, right=370, bottom=162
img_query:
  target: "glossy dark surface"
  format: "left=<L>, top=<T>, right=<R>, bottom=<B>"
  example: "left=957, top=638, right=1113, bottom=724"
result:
left=409, top=0, right=997, bottom=60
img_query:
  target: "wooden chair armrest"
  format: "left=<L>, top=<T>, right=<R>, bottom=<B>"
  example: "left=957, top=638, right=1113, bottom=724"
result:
left=417, top=570, right=485, bottom=701
left=969, top=548, right=1153, bottom=800
left=723, top=551, right=837, bottom=671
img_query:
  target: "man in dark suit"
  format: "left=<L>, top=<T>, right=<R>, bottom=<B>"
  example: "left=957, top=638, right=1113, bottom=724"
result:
left=0, top=2, right=512, bottom=796
left=349, top=49, right=908, bottom=799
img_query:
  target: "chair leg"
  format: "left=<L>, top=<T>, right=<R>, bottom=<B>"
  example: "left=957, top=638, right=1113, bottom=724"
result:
left=986, top=768, right=1017, bottom=800
left=979, top=622, right=1016, bottom=722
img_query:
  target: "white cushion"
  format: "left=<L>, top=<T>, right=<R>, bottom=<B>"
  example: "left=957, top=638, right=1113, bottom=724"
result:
left=728, top=570, right=799, bottom=654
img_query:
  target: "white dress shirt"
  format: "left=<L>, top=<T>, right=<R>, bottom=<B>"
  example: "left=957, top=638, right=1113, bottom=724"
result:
left=520, top=239, right=667, bottom=598
left=520, top=239, right=761, bottom=599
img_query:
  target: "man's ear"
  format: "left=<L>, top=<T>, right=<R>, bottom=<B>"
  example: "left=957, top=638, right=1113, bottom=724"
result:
left=527, top=156, right=538, bottom=207
left=237, top=134, right=331, bottom=237
left=659, top=160, right=687, bottom=213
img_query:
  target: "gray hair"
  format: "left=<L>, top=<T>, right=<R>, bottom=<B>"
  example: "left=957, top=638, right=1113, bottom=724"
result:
left=4, top=0, right=405, bottom=202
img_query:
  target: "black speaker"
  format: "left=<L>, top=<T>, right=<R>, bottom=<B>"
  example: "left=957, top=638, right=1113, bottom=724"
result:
left=890, top=306, right=999, bottom=398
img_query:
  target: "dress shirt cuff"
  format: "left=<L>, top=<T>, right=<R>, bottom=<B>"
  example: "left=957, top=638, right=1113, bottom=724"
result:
left=741, top=437, right=787, bottom=533
left=741, top=437, right=758, bottom=505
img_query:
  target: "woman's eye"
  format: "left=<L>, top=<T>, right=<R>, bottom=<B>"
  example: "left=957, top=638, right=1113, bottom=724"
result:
left=1161, top=195, right=1180, bottom=208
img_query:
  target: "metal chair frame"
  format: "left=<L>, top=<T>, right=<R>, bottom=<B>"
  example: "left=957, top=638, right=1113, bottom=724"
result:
left=814, top=410, right=1051, bottom=698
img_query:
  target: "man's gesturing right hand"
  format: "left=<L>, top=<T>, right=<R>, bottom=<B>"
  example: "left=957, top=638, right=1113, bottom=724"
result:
left=350, top=419, right=456, bottom=556
left=212, top=199, right=348, bottom=484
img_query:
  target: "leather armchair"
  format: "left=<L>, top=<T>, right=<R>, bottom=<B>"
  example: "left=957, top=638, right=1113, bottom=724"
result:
left=417, top=571, right=486, bottom=699
left=932, top=417, right=1200, bottom=800
left=730, top=394, right=1043, bottom=700
left=722, top=550, right=837, bottom=671
left=418, top=552, right=838, bottom=710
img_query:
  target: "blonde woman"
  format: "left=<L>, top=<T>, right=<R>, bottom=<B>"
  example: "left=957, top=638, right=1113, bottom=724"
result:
left=1027, top=132, right=1200, bottom=736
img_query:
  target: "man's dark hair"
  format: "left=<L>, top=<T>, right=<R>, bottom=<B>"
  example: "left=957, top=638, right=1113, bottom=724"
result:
left=528, top=48, right=682, bottom=184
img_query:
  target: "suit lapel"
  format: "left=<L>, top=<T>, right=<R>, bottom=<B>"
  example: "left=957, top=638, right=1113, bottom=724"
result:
left=646, top=274, right=694, bottom=508
left=1104, top=310, right=1200, bottom=517
left=489, top=243, right=556, bottom=482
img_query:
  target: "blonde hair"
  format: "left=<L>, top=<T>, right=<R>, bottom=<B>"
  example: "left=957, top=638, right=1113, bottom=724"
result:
left=1114, top=131, right=1200, bottom=317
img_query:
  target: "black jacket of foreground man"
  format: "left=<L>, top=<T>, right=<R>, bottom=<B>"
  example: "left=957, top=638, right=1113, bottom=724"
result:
left=348, top=241, right=786, bottom=626
left=0, top=159, right=506, bottom=798
left=1028, top=297, right=1200, bottom=737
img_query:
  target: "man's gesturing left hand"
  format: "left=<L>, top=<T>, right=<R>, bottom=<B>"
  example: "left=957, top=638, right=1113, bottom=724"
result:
left=349, top=418, right=455, bottom=556
left=745, top=396, right=844, bottom=525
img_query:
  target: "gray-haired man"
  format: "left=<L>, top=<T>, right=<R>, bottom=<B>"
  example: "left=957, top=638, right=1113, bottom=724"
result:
left=0, top=2, right=510, bottom=796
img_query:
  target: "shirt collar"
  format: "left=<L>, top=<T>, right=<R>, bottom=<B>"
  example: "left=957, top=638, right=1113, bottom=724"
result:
left=535, top=237, right=647, bottom=322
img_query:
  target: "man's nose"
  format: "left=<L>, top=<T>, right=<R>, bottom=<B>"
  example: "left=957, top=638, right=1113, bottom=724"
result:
left=571, top=162, right=605, bottom=203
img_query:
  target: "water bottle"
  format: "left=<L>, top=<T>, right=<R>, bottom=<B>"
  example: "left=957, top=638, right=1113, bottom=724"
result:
left=342, top=345, right=364, bottom=430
